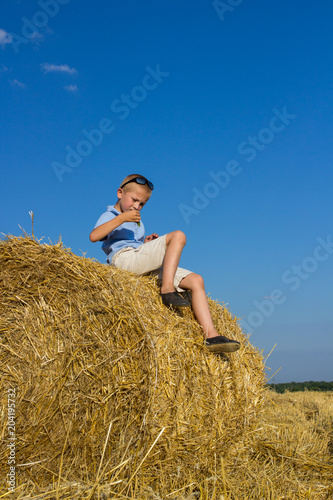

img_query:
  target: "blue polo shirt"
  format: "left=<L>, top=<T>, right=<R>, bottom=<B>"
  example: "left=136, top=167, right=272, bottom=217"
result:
left=94, top=205, right=145, bottom=263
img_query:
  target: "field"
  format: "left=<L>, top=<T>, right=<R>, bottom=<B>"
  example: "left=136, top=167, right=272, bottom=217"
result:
left=220, top=389, right=333, bottom=500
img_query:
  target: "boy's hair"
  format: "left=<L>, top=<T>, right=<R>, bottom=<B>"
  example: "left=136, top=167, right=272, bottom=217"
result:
left=119, top=174, right=152, bottom=194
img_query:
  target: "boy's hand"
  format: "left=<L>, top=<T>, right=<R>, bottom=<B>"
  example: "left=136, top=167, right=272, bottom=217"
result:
left=144, top=233, right=159, bottom=243
left=121, top=208, right=141, bottom=223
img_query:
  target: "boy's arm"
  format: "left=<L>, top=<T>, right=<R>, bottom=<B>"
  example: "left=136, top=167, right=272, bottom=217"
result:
left=89, top=210, right=140, bottom=242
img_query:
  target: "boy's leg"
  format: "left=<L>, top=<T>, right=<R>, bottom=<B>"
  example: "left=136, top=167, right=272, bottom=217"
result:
left=111, top=235, right=167, bottom=274
left=160, top=230, right=186, bottom=294
left=112, top=232, right=186, bottom=281
left=179, top=272, right=240, bottom=352
left=112, top=232, right=189, bottom=306
left=178, top=273, right=217, bottom=338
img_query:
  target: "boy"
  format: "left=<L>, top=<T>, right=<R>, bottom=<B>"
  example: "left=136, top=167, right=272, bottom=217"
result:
left=90, top=174, right=240, bottom=353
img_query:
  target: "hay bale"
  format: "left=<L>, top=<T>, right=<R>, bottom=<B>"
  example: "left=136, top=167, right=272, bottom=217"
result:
left=0, top=235, right=266, bottom=498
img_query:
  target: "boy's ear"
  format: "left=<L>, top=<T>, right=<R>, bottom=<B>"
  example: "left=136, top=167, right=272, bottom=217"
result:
left=116, top=187, right=123, bottom=198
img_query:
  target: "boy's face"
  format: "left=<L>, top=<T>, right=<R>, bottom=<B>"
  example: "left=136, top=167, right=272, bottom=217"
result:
left=115, top=184, right=151, bottom=213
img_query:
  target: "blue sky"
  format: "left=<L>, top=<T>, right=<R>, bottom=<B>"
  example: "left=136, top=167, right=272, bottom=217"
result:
left=1, top=0, right=332, bottom=383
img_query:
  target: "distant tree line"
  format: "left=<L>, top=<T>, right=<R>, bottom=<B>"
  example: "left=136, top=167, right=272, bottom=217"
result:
left=267, top=381, right=333, bottom=393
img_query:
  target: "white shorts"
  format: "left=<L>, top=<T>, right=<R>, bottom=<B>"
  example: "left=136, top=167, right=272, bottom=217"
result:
left=111, top=234, right=192, bottom=292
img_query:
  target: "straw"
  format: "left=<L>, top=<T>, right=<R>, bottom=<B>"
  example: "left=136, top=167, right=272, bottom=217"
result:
left=0, top=235, right=268, bottom=498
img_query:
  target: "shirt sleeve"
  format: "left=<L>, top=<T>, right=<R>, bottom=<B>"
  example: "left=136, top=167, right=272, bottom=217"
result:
left=94, top=211, right=115, bottom=229
left=93, top=211, right=116, bottom=241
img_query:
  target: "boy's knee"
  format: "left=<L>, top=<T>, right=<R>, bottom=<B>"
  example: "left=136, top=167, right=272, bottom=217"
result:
left=174, top=230, right=186, bottom=245
left=167, top=230, right=186, bottom=246
left=190, top=273, right=204, bottom=289
left=195, top=273, right=204, bottom=286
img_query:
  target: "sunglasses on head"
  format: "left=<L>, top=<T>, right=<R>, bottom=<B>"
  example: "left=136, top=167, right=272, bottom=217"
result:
left=120, top=177, right=154, bottom=190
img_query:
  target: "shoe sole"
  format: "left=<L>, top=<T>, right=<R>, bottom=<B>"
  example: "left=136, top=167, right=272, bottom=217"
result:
left=205, top=343, right=240, bottom=353
left=162, top=302, right=191, bottom=307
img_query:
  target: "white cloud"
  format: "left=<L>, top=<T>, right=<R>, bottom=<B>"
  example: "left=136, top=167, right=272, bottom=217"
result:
left=0, top=28, right=12, bottom=47
left=41, top=63, right=77, bottom=75
left=64, top=84, right=78, bottom=93
left=0, top=64, right=9, bottom=72
left=31, top=31, right=44, bottom=42
left=10, top=79, right=26, bottom=89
